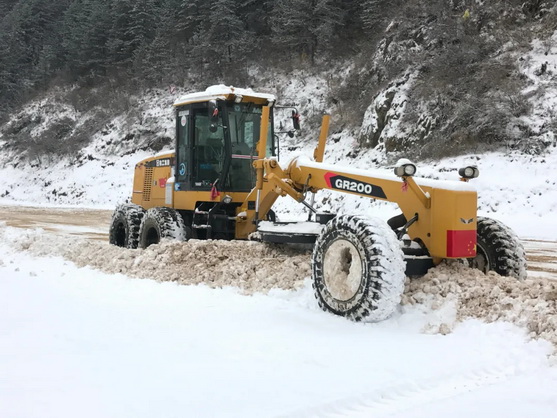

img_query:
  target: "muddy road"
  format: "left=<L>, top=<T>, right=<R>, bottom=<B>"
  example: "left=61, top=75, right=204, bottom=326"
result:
left=1, top=204, right=556, bottom=280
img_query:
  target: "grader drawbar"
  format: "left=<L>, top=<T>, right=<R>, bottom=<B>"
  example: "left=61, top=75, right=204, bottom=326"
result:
left=110, top=86, right=527, bottom=322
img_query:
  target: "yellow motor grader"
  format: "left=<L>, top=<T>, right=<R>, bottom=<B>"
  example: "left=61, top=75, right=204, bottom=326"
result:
left=110, top=85, right=526, bottom=322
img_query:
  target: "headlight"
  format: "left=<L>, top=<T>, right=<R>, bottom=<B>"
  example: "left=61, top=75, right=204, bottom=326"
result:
left=458, top=166, right=479, bottom=179
left=222, top=195, right=233, bottom=204
left=394, top=159, right=417, bottom=177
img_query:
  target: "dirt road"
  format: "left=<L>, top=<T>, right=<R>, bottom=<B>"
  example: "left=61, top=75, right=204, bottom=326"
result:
left=1, top=205, right=556, bottom=280
left=0, top=205, right=112, bottom=241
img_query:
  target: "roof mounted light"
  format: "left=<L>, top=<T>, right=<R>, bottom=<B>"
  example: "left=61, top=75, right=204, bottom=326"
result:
left=458, top=166, right=479, bottom=180
left=234, top=94, right=243, bottom=103
left=394, top=158, right=417, bottom=177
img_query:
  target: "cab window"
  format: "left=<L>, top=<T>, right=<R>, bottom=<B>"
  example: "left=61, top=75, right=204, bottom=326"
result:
left=192, top=107, right=224, bottom=189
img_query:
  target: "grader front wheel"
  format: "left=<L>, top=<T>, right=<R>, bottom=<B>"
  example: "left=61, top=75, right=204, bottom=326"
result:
left=312, top=215, right=406, bottom=322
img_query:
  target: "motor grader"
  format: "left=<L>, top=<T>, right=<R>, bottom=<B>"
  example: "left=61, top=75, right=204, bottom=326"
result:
left=110, top=85, right=527, bottom=322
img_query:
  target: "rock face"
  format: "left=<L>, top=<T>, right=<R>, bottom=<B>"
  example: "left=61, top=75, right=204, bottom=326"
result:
left=359, top=74, right=413, bottom=151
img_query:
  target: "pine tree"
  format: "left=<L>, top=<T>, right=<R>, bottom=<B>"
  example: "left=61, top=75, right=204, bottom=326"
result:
left=108, top=0, right=159, bottom=69
left=0, top=0, right=71, bottom=100
left=193, top=0, right=251, bottom=67
left=239, top=0, right=272, bottom=37
left=61, top=0, right=112, bottom=78
left=272, top=0, right=343, bottom=63
left=362, top=0, right=389, bottom=33
left=0, top=0, right=18, bottom=19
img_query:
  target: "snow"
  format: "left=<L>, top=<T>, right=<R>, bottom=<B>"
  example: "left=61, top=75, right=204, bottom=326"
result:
left=154, top=149, right=175, bottom=157
left=257, top=220, right=324, bottom=234
left=1, top=226, right=557, bottom=417
left=359, top=72, right=415, bottom=147
left=395, top=157, right=415, bottom=167
left=174, top=84, right=276, bottom=107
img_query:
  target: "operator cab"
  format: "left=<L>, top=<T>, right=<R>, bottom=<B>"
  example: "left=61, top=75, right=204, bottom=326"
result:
left=173, top=86, right=276, bottom=194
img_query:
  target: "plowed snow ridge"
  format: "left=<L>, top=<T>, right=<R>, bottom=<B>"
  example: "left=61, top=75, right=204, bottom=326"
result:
left=3, top=225, right=311, bottom=293
left=2, top=223, right=556, bottom=354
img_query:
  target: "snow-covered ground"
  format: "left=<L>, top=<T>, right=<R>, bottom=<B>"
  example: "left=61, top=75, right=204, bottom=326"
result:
left=1, top=227, right=557, bottom=418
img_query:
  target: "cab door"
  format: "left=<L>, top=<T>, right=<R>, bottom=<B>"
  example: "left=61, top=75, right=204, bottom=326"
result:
left=175, top=107, right=191, bottom=190
left=191, top=104, right=225, bottom=190
left=175, top=103, right=226, bottom=192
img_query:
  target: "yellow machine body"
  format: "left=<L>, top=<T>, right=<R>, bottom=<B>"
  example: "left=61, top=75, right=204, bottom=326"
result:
left=130, top=94, right=477, bottom=261
left=131, top=152, right=252, bottom=212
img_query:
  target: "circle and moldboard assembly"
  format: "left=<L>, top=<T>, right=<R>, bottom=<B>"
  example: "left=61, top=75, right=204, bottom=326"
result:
left=257, top=221, right=324, bottom=244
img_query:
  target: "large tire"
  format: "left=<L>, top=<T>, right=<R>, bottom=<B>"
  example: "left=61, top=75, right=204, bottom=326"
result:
left=469, top=216, right=527, bottom=279
left=139, top=207, right=188, bottom=249
left=109, top=203, right=145, bottom=249
left=312, top=215, right=406, bottom=322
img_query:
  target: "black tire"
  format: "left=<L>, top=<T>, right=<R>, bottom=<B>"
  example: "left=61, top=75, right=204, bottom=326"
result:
left=109, top=203, right=145, bottom=249
left=312, top=215, right=406, bottom=322
left=267, top=209, right=277, bottom=223
left=139, top=207, right=188, bottom=249
left=469, top=216, right=527, bottom=279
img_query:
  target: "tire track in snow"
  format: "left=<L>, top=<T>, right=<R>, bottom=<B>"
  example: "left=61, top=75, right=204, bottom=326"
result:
left=281, top=365, right=538, bottom=417
left=524, top=239, right=557, bottom=280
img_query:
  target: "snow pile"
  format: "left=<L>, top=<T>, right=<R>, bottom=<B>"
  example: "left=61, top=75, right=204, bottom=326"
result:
left=403, top=262, right=557, bottom=353
left=2, top=225, right=311, bottom=294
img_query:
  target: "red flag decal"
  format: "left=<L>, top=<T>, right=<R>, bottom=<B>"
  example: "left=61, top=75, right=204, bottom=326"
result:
left=210, top=184, right=220, bottom=200
left=446, top=230, right=476, bottom=258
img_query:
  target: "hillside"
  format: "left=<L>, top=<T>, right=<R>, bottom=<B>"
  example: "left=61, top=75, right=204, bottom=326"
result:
left=1, top=1, right=556, bottom=155
left=0, top=1, right=556, bottom=240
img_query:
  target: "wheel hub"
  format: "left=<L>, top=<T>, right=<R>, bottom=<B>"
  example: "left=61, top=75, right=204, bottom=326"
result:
left=468, top=242, right=490, bottom=273
left=145, top=227, right=160, bottom=247
left=323, top=238, right=363, bottom=301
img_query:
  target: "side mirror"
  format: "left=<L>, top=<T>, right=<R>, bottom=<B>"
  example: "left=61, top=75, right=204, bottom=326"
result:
left=208, top=99, right=219, bottom=133
left=291, top=111, right=301, bottom=130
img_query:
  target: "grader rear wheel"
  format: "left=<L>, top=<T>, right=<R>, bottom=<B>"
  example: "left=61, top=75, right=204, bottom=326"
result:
left=312, top=215, right=406, bottom=322
left=139, top=207, right=188, bottom=249
left=469, top=216, right=527, bottom=280
left=109, top=204, right=145, bottom=249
